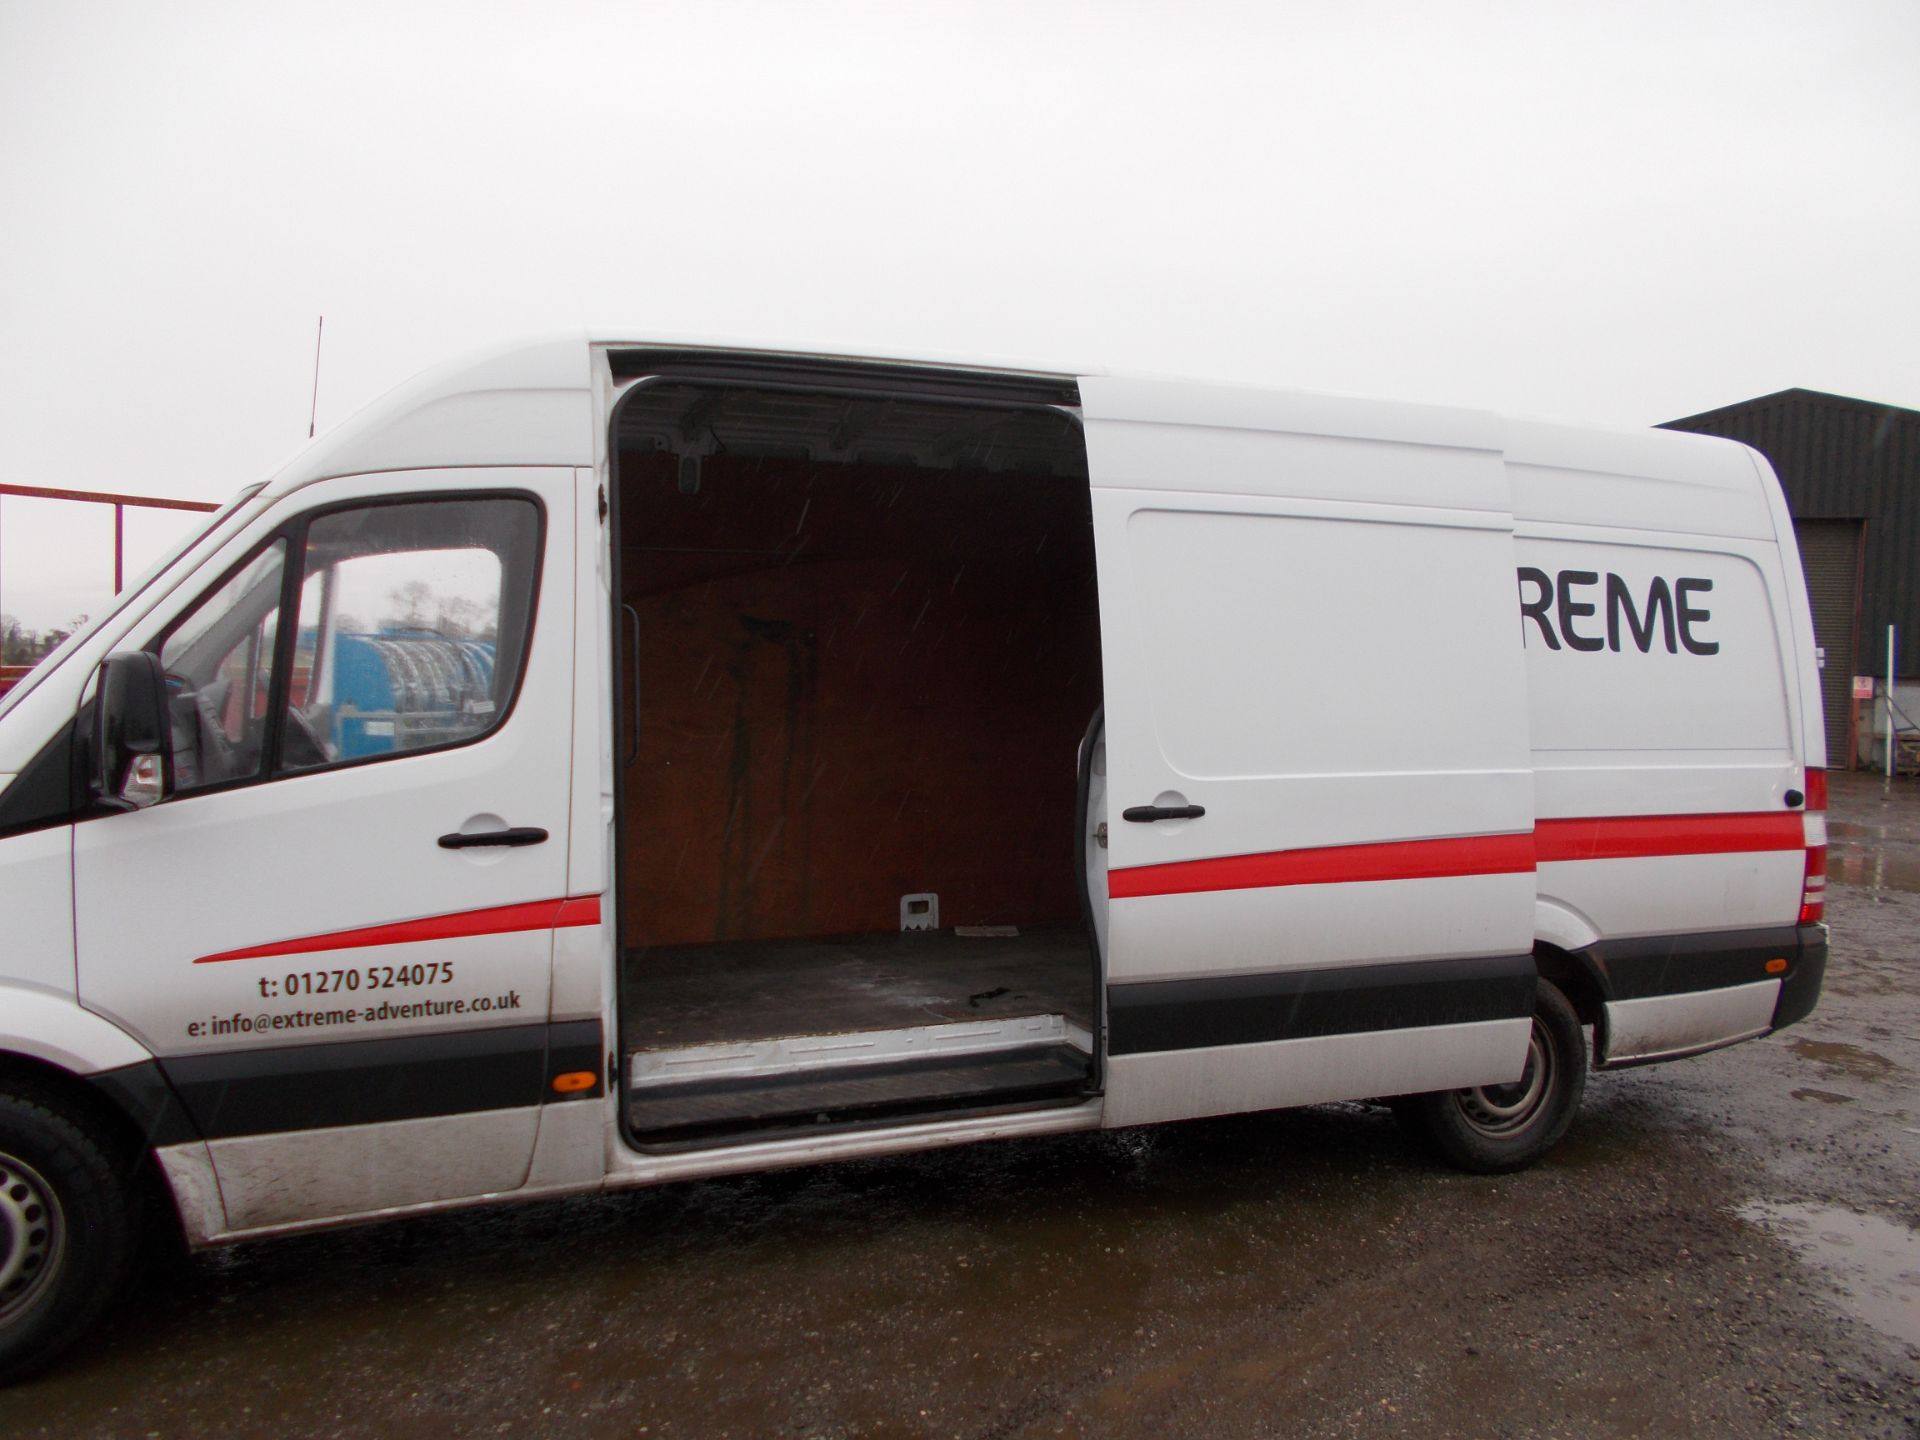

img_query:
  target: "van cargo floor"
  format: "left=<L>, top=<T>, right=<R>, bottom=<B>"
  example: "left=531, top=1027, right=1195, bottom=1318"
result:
left=620, top=925, right=1096, bottom=1051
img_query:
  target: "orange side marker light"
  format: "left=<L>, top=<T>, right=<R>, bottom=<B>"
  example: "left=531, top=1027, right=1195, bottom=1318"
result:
left=551, top=1070, right=598, bottom=1094
left=1765, top=958, right=1788, bottom=975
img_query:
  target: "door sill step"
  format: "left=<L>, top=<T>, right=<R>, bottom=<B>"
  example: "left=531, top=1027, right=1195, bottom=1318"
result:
left=626, top=1014, right=1092, bottom=1143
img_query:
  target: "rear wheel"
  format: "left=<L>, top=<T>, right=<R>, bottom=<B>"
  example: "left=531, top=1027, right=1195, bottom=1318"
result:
left=1404, top=980, right=1586, bottom=1174
left=0, top=1093, right=140, bottom=1384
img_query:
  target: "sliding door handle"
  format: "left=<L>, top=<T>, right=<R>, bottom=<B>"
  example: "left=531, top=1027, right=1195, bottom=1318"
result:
left=622, top=602, right=642, bottom=766
left=438, top=827, right=549, bottom=849
left=1122, top=804, right=1206, bottom=823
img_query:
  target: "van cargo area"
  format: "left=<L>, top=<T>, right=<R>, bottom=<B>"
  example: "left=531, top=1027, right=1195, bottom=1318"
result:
left=613, top=382, right=1103, bottom=1144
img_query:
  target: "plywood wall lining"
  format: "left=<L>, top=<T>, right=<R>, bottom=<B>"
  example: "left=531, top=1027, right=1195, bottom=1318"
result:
left=618, top=451, right=1102, bottom=947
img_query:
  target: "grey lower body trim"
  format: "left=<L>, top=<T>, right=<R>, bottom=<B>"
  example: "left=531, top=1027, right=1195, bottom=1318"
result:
left=203, top=1105, right=542, bottom=1232
left=154, top=1141, right=224, bottom=1247
left=1600, top=979, right=1781, bottom=1067
left=1103, top=1017, right=1533, bottom=1129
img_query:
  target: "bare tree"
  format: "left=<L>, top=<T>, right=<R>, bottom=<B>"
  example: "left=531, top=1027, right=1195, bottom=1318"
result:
left=432, top=595, right=489, bottom=639
left=0, top=614, right=27, bottom=666
left=383, top=581, right=434, bottom=630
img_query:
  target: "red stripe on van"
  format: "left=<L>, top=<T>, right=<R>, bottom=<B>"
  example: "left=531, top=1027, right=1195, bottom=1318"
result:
left=1109, top=812, right=1808, bottom=900
left=1533, top=813, right=1804, bottom=862
left=194, top=894, right=603, bottom=964
left=1106, top=832, right=1536, bottom=900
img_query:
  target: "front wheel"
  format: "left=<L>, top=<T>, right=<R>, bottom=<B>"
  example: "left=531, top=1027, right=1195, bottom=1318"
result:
left=0, top=1093, right=140, bottom=1384
left=1403, top=980, right=1587, bottom=1174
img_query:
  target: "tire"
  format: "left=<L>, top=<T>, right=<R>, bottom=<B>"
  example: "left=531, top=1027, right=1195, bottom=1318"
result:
left=0, top=1093, right=140, bottom=1385
left=1405, top=980, right=1587, bottom=1175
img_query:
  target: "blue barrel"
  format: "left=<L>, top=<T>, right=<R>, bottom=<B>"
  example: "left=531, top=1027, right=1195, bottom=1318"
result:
left=331, top=632, right=497, bottom=758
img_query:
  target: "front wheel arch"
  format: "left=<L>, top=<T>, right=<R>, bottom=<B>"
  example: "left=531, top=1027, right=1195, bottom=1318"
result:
left=0, top=1087, right=144, bottom=1383
left=0, top=1053, right=187, bottom=1255
left=0, top=1052, right=159, bottom=1166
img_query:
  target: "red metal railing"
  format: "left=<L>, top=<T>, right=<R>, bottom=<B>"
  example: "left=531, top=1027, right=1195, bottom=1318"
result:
left=0, top=483, right=220, bottom=698
left=1, top=483, right=220, bottom=593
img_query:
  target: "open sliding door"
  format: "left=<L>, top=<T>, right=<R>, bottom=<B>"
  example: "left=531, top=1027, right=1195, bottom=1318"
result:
left=1081, top=378, right=1539, bottom=1126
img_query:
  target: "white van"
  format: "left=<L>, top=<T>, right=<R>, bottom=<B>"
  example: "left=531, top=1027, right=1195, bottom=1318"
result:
left=0, top=335, right=1828, bottom=1378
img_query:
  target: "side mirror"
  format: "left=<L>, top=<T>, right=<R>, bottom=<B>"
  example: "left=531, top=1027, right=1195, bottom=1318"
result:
left=93, top=652, right=170, bottom=809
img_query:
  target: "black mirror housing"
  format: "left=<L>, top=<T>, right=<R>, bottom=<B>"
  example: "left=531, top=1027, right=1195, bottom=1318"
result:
left=93, top=652, right=170, bottom=806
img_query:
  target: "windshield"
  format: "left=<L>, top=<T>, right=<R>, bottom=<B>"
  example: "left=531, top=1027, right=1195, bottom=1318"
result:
left=0, top=483, right=267, bottom=724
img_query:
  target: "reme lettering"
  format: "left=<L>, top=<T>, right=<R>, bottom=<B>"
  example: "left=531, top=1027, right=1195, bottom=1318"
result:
left=1555, top=570, right=1604, bottom=652
left=1517, top=567, right=1560, bottom=650
left=1675, top=577, right=1718, bottom=655
left=1517, top=566, right=1722, bottom=657
left=1605, top=574, right=1676, bottom=654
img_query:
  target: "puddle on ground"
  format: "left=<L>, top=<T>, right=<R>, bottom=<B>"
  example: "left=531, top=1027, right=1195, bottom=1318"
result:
left=1739, top=1201, right=1920, bottom=1351
left=1828, top=848, right=1920, bottom=893
left=1790, top=1038, right=1900, bottom=1080
left=1790, top=1088, right=1856, bottom=1105
left=1825, top=821, right=1884, bottom=839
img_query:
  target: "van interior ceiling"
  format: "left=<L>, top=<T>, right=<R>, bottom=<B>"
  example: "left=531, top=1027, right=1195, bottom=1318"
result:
left=611, top=378, right=1104, bottom=1145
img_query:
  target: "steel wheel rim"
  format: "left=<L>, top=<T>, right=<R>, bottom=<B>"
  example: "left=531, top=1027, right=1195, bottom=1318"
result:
left=0, top=1151, right=64, bottom=1324
left=1454, top=1017, right=1554, bottom=1137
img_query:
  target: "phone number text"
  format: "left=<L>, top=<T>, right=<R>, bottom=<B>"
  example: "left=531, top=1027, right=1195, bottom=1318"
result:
left=253, top=961, right=457, bottom=999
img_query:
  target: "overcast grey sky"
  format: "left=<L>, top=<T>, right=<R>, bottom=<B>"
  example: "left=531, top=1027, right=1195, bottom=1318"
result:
left=2, top=0, right=1916, bottom=631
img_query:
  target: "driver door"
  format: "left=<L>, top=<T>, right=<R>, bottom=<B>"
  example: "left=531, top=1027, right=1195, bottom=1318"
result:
left=73, top=467, right=587, bottom=1234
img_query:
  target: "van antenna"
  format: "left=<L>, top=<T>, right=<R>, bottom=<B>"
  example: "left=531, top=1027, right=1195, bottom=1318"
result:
left=307, top=315, right=325, bottom=439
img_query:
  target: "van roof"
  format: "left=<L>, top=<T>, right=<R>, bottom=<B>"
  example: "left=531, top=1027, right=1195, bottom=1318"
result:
left=263, top=332, right=1776, bottom=542
left=265, top=330, right=1100, bottom=492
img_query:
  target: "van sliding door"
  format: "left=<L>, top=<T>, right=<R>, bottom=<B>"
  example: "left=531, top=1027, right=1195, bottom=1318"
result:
left=1082, top=378, right=1538, bottom=1127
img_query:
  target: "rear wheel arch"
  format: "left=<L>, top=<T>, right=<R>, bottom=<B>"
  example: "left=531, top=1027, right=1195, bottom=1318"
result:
left=1532, top=941, right=1609, bottom=1061
left=1401, top=978, right=1589, bottom=1174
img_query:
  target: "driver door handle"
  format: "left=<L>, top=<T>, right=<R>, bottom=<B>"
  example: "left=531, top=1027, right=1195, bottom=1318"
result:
left=438, top=827, right=550, bottom=849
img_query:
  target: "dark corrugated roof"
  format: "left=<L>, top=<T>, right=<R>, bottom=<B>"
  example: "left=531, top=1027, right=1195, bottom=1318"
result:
left=1660, top=389, right=1919, bottom=681
left=1667, top=388, right=1920, bottom=428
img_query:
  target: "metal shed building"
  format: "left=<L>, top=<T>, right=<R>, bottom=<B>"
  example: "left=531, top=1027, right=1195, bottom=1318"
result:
left=1662, top=389, right=1919, bottom=770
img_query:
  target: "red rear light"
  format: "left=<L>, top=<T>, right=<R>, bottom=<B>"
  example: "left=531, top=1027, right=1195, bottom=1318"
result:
left=1799, top=843, right=1826, bottom=924
left=1800, top=768, right=1827, bottom=923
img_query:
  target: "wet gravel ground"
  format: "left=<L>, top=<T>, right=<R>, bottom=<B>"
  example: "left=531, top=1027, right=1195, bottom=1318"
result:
left=5, top=774, right=1918, bottom=1438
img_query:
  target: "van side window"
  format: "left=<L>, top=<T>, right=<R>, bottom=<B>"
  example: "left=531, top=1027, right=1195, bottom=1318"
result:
left=158, top=541, right=288, bottom=793
left=278, top=497, right=541, bottom=773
